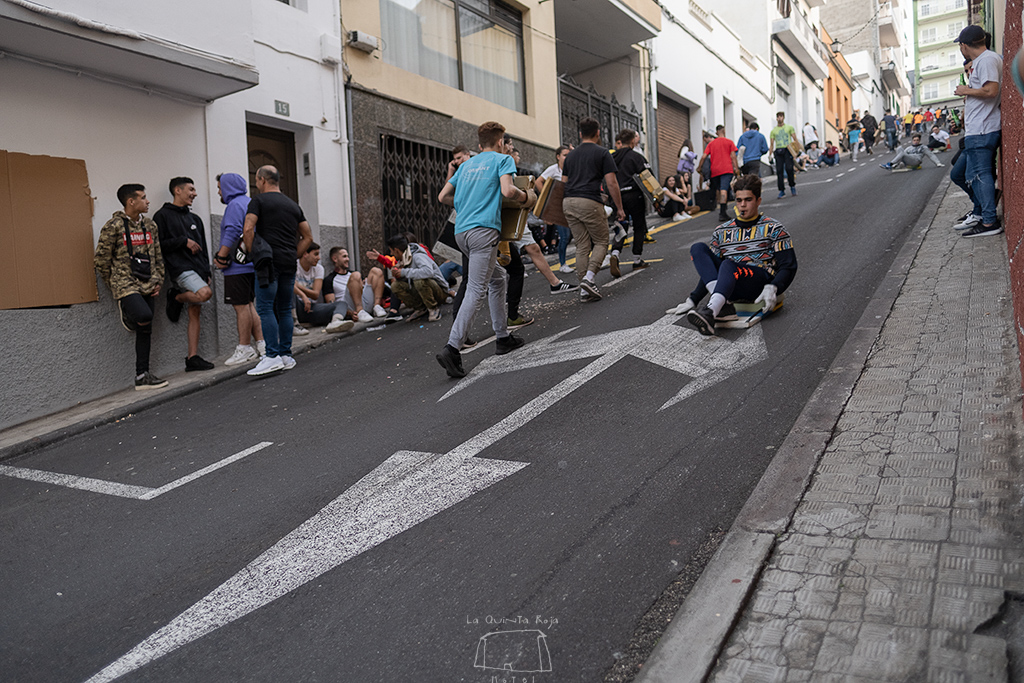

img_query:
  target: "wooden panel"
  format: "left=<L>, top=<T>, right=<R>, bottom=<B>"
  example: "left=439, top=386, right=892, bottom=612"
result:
left=656, top=97, right=691, bottom=184
left=0, top=151, right=96, bottom=310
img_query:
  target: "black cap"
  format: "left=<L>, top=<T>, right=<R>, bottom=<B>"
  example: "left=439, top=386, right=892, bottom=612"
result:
left=954, top=25, right=986, bottom=44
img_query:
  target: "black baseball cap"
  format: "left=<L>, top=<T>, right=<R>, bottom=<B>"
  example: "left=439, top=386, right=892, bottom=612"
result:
left=954, top=25, right=986, bottom=44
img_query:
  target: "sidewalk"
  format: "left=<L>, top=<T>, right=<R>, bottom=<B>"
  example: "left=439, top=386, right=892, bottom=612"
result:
left=640, top=182, right=1024, bottom=681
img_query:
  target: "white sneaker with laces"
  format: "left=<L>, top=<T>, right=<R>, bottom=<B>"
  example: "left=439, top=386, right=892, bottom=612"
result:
left=326, top=314, right=355, bottom=333
left=356, top=309, right=374, bottom=323
left=672, top=213, right=685, bottom=221
left=373, top=304, right=387, bottom=318
left=953, top=213, right=981, bottom=231
left=247, top=355, right=285, bottom=376
left=225, top=345, right=258, bottom=366
left=601, top=254, right=611, bottom=269
left=560, top=263, right=574, bottom=274
left=280, top=355, right=296, bottom=370
left=666, top=298, right=697, bottom=315
left=255, top=339, right=266, bottom=358
left=293, top=325, right=310, bottom=336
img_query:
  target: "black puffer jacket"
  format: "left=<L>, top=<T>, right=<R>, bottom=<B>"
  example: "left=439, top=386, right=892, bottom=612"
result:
left=154, top=202, right=210, bottom=280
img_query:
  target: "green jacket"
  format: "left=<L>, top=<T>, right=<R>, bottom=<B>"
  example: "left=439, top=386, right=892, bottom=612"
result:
left=94, top=211, right=165, bottom=299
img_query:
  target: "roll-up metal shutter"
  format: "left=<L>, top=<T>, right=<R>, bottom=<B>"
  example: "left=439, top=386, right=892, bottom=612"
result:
left=656, top=97, right=691, bottom=183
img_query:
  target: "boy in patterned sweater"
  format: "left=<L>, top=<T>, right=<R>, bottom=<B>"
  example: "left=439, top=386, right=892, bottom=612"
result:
left=677, top=175, right=798, bottom=336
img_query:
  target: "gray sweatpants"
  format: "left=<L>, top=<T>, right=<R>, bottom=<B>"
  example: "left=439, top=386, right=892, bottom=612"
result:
left=447, top=227, right=508, bottom=349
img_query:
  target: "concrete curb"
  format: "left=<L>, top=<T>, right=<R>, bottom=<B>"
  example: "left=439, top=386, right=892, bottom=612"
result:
left=635, top=177, right=952, bottom=683
left=0, top=323, right=371, bottom=462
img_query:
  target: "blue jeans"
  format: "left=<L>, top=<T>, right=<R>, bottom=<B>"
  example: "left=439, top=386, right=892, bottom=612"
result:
left=885, top=129, right=897, bottom=151
left=950, top=152, right=981, bottom=218
left=689, top=243, right=771, bottom=303
left=439, top=260, right=462, bottom=284
left=255, top=271, right=296, bottom=358
left=963, top=131, right=1000, bottom=225
left=556, top=225, right=571, bottom=266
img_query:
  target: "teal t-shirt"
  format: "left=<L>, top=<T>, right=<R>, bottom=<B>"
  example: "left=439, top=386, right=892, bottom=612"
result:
left=449, top=151, right=517, bottom=234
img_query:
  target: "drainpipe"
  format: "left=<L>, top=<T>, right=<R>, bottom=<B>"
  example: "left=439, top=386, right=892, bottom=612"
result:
left=344, top=76, right=361, bottom=274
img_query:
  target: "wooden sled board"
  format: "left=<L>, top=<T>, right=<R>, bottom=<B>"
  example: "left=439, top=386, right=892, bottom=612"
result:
left=716, top=296, right=785, bottom=329
left=533, top=177, right=568, bottom=227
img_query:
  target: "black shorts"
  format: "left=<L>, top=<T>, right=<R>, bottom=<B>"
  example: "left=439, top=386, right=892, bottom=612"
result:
left=223, top=272, right=255, bottom=305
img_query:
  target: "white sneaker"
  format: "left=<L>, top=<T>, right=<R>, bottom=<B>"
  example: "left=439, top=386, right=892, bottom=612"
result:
left=560, top=263, right=574, bottom=274
left=293, top=325, right=310, bottom=336
left=255, top=339, right=266, bottom=358
left=602, top=254, right=611, bottom=269
left=225, top=345, right=258, bottom=366
left=326, top=314, right=355, bottom=333
left=954, top=213, right=981, bottom=231
left=666, top=298, right=696, bottom=315
left=247, top=355, right=285, bottom=376
left=356, top=309, right=374, bottom=323
left=280, top=355, right=296, bottom=370
left=373, top=304, right=387, bottom=318
left=672, top=213, right=684, bottom=221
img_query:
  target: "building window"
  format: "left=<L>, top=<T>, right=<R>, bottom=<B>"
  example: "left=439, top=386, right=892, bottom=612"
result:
left=921, top=27, right=937, bottom=44
left=947, top=21, right=965, bottom=39
left=947, top=0, right=966, bottom=10
left=922, top=82, right=939, bottom=100
left=948, top=79, right=960, bottom=95
left=379, top=0, right=526, bottom=113
left=920, top=2, right=933, bottom=16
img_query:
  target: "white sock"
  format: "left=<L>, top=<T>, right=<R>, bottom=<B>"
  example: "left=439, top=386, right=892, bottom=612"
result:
left=611, top=249, right=620, bottom=257
left=584, top=271, right=596, bottom=283
left=709, top=293, right=726, bottom=316
left=706, top=280, right=717, bottom=296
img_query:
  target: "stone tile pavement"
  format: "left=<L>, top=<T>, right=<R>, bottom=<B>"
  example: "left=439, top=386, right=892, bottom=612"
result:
left=707, top=187, right=1024, bottom=680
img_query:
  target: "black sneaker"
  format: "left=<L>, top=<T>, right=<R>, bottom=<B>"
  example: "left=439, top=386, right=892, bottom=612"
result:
left=580, top=280, right=602, bottom=301
left=436, top=344, right=466, bottom=378
left=632, top=259, right=649, bottom=269
left=495, top=333, right=526, bottom=355
left=185, top=355, right=215, bottom=372
left=962, top=220, right=1003, bottom=238
left=687, top=305, right=716, bottom=336
left=118, top=300, right=140, bottom=332
left=166, top=289, right=184, bottom=323
left=550, top=281, right=578, bottom=294
left=135, top=372, right=168, bottom=391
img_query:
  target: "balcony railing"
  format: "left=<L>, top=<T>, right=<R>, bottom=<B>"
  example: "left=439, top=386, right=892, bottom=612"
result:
left=558, top=76, right=643, bottom=149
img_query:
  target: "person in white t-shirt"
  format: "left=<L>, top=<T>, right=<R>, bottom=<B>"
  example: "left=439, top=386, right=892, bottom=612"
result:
left=323, top=246, right=386, bottom=332
left=293, top=243, right=338, bottom=329
left=534, top=144, right=574, bottom=274
left=927, top=125, right=950, bottom=150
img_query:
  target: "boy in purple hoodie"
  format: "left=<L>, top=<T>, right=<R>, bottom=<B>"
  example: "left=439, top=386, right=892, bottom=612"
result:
left=213, top=173, right=265, bottom=365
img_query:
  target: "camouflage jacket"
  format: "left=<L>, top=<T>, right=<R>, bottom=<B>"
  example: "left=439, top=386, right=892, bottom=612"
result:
left=94, top=211, right=165, bottom=299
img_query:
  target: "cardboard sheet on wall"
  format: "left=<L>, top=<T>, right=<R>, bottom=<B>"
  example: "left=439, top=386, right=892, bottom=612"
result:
left=0, top=151, right=97, bottom=310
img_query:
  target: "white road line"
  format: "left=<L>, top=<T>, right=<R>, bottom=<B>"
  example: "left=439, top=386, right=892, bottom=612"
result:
left=836, top=172, right=846, bottom=178
left=0, top=466, right=153, bottom=499
left=0, top=442, right=273, bottom=500
left=604, top=268, right=647, bottom=287
left=847, top=166, right=857, bottom=172
left=461, top=335, right=497, bottom=354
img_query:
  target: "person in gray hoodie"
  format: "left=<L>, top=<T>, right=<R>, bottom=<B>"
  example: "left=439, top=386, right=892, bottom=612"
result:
left=386, top=233, right=449, bottom=322
left=213, top=172, right=265, bottom=366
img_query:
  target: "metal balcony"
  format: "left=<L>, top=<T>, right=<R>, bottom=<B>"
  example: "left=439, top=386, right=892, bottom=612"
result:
left=878, top=2, right=901, bottom=48
left=771, top=9, right=828, bottom=80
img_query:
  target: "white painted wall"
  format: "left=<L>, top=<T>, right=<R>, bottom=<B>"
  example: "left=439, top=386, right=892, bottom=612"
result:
left=38, top=0, right=256, bottom=65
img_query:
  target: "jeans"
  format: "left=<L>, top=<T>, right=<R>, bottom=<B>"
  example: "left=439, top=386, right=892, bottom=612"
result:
left=439, top=260, right=462, bottom=285
left=963, top=131, right=1001, bottom=225
left=950, top=152, right=981, bottom=217
left=255, top=271, right=296, bottom=358
left=447, top=227, right=508, bottom=348
left=886, top=129, right=898, bottom=151
left=556, top=225, right=571, bottom=266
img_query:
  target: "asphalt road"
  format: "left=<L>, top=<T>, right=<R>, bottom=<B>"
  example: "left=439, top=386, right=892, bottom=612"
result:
left=0, top=155, right=948, bottom=683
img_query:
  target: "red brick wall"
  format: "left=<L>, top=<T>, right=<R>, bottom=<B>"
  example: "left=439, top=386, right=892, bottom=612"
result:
left=1004, top=0, right=1024, bottom=405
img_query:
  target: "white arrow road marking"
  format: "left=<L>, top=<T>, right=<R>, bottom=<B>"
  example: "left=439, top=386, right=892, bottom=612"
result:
left=0, top=442, right=273, bottom=500
left=85, top=315, right=768, bottom=682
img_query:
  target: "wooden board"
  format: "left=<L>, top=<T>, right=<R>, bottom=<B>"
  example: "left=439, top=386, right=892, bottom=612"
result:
left=533, top=177, right=567, bottom=227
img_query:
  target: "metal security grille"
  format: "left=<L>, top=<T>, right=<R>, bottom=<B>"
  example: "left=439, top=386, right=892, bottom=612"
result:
left=380, top=134, right=452, bottom=247
left=558, top=76, right=643, bottom=147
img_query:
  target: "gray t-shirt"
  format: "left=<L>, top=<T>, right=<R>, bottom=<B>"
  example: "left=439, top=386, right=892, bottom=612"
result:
left=965, top=49, right=1002, bottom=136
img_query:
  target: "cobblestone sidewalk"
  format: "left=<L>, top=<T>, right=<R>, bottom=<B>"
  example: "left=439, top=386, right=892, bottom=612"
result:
left=709, top=187, right=1024, bottom=681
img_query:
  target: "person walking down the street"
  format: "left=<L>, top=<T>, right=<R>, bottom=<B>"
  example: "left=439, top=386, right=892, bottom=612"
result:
left=609, top=128, right=653, bottom=276
left=213, top=172, right=265, bottom=366
left=881, top=109, right=899, bottom=151
left=243, top=165, right=313, bottom=376
left=879, top=133, right=945, bottom=170
left=697, top=124, right=741, bottom=222
left=846, top=113, right=862, bottom=162
left=737, top=122, right=769, bottom=177
left=154, top=177, right=214, bottom=373
left=903, top=111, right=914, bottom=138
left=953, top=24, right=1003, bottom=238
left=913, top=110, right=924, bottom=134
left=679, top=175, right=798, bottom=337
left=435, top=121, right=533, bottom=379
left=860, top=111, right=878, bottom=156
left=94, top=184, right=168, bottom=391
left=769, top=112, right=798, bottom=199
left=561, top=116, right=626, bottom=302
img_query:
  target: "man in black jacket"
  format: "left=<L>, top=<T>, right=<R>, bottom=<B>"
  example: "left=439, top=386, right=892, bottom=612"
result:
left=610, top=129, right=651, bottom=276
left=155, top=177, right=214, bottom=371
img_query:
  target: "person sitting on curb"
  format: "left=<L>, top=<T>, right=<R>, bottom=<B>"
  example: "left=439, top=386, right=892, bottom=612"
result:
left=293, top=242, right=340, bottom=330
left=671, top=175, right=797, bottom=337
left=879, top=133, right=945, bottom=170
left=380, top=234, right=449, bottom=322
left=323, top=246, right=386, bottom=332
left=818, top=141, right=839, bottom=167
left=804, top=141, right=822, bottom=168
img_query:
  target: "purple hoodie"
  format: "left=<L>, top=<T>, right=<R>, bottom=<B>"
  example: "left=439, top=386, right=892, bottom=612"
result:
left=218, top=173, right=254, bottom=275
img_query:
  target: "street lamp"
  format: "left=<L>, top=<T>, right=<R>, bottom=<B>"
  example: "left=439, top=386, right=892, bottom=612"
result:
left=887, top=60, right=896, bottom=71
left=831, top=38, right=842, bottom=53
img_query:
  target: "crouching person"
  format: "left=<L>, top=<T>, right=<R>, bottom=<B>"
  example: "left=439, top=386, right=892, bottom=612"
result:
left=384, top=234, right=450, bottom=322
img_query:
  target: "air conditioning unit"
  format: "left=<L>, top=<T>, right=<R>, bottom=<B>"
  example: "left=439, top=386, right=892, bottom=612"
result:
left=348, top=30, right=379, bottom=54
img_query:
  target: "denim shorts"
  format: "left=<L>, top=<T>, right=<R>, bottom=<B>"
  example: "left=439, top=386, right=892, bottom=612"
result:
left=175, top=270, right=208, bottom=293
